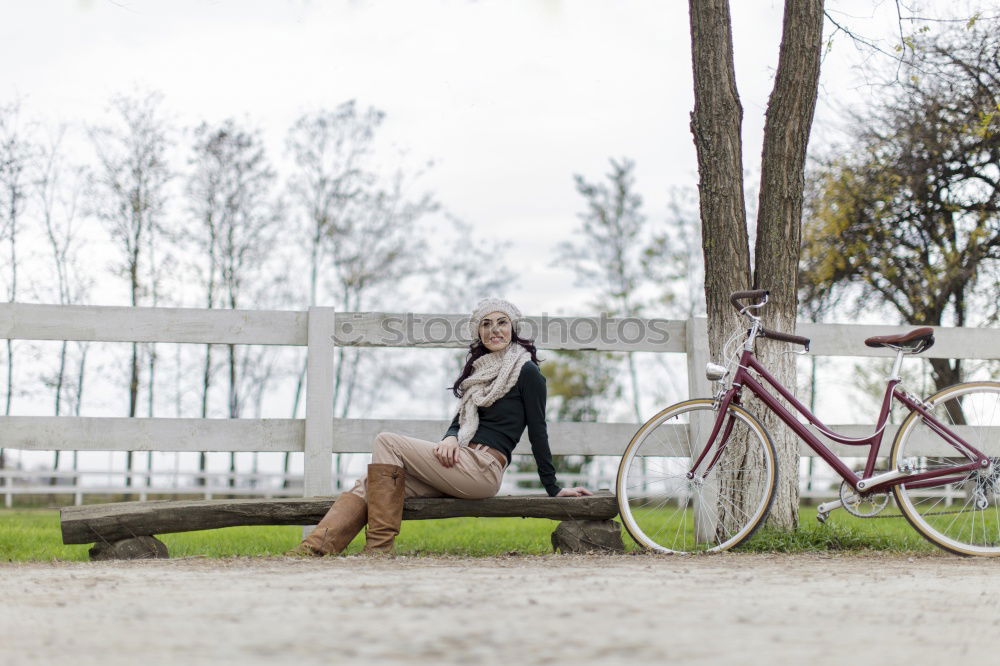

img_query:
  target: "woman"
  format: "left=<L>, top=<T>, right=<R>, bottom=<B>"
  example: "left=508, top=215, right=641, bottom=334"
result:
left=290, top=297, right=592, bottom=556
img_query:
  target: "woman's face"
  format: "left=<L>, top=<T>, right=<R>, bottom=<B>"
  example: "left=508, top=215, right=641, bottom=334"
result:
left=479, top=311, right=512, bottom=352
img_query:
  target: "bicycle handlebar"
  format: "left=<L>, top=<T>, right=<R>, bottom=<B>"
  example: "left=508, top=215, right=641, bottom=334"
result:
left=730, top=289, right=769, bottom=311
left=729, top=289, right=811, bottom=351
left=759, top=326, right=811, bottom=352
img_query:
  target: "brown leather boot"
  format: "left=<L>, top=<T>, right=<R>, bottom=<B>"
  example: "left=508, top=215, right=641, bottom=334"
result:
left=287, top=491, right=367, bottom=556
left=364, top=463, right=406, bottom=554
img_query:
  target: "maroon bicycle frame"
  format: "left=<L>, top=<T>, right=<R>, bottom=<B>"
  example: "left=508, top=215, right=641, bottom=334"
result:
left=688, top=347, right=990, bottom=494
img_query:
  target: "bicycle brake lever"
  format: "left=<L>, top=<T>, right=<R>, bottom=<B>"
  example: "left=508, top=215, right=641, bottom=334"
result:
left=781, top=348, right=809, bottom=357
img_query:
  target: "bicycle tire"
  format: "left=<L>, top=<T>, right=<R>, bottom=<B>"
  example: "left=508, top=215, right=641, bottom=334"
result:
left=616, top=399, right=777, bottom=554
left=890, top=381, right=1000, bottom=556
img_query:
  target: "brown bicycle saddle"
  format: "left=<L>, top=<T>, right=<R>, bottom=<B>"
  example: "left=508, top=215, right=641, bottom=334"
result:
left=864, top=327, right=935, bottom=352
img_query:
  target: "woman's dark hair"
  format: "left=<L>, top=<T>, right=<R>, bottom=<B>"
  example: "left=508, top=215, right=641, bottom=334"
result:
left=450, top=331, right=540, bottom=398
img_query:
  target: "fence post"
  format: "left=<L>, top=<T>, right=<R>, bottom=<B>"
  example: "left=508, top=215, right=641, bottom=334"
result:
left=304, top=307, right=336, bottom=499
left=686, top=316, right=718, bottom=542
left=686, top=316, right=712, bottom=399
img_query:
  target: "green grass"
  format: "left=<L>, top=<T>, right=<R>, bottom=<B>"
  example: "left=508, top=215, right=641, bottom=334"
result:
left=1, top=505, right=943, bottom=562
left=620, top=505, right=936, bottom=554
left=0, top=510, right=563, bottom=562
left=738, top=507, right=934, bottom=553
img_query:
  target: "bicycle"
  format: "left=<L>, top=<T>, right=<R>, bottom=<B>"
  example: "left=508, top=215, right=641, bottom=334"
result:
left=616, top=289, right=1000, bottom=556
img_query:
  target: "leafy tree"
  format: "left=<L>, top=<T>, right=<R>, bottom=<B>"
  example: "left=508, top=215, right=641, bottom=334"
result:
left=801, top=20, right=1000, bottom=395
left=543, top=351, right=621, bottom=422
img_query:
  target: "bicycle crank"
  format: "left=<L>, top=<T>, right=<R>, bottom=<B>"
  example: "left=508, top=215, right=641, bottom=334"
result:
left=839, top=479, right=890, bottom=518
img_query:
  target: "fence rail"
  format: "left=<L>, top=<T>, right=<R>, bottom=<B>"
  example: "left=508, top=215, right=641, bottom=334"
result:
left=1, top=302, right=998, bottom=503
left=0, top=468, right=611, bottom=506
left=0, top=467, right=972, bottom=508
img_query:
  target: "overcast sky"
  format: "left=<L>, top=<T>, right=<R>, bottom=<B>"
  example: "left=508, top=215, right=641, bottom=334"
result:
left=0, top=0, right=927, bottom=476
left=0, top=0, right=904, bottom=316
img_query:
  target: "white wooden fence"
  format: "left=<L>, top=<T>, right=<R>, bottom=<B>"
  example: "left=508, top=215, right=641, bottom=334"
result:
left=0, top=302, right=997, bottom=504
left=0, top=469, right=608, bottom=506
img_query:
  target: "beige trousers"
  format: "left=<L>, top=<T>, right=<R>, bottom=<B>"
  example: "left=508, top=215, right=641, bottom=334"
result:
left=348, top=432, right=505, bottom=501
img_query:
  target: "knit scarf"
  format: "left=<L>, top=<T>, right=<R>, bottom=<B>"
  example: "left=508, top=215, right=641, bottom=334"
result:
left=455, top=343, right=531, bottom=446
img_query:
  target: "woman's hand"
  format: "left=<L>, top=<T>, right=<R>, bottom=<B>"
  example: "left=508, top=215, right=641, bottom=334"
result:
left=556, top=487, right=593, bottom=497
left=434, top=437, right=460, bottom=468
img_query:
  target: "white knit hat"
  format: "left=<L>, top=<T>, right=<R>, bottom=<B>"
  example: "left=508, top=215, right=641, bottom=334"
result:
left=468, top=298, right=522, bottom=338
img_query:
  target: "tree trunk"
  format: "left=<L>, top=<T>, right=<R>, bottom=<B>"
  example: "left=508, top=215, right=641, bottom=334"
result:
left=6, top=216, right=17, bottom=417
left=126, top=346, right=138, bottom=488
left=930, top=358, right=965, bottom=424
left=146, top=342, right=156, bottom=488
left=750, top=0, right=824, bottom=529
left=129, top=261, right=140, bottom=416
left=74, top=343, right=88, bottom=416
left=147, top=343, right=156, bottom=416
left=689, top=0, right=753, bottom=542
left=55, top=340, right=67, bottom=415
left=688, top=0, right=753, bottom=362
left=199, top=344, right=211, bottom=487
left=626, top=352, right=643, bottom=422
left=286, top=361, right=307, bottom=488
left=689, top=0, right=824, bottom=533
left=4, top=340, right=11, bottom=416
left=291, top=362, right=307, bottom=418
left=228, top=342, right=238, bottom=488
left=127, top=256, right=140, bottom=489
left=71, top=345, right=86, bottom=486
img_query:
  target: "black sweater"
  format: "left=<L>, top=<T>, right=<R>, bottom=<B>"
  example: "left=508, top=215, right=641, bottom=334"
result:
left=444, top=361, right=561, bottom=497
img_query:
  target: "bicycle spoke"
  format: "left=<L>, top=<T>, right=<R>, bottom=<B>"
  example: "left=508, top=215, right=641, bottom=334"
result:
left=893, top=383, right=1000, bottom=555
left=618, top=400, right=775, bottom=553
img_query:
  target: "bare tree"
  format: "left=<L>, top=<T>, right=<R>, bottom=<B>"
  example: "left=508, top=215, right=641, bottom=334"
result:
left=689, top=0, right=824, bottom=528
left=285, top=102, right=384, bottom=419
left=428, top=216, right=517, bottom=314
left=557, top=158, right=649, bottom=422
left=426, top=215, right=518, bottom=415
left=0, top=103, right=31, bottom=411
left=187, top=119, right=281, bottom=486
left=283, top=104, right=440, bottom=487
left=645, top=187, right=704, bottom=318
left=0, top=101, right=33, bottom=476
left=185, top=121, right=226, bottom=482
left=327, top=168, right=436, bottom=418
left=319, top=167, right=436, bottom=488
left=35, top=126, right=92, bottom=482
left=640, top=186, right=706, bottom=405
left=88, top=90, right=171, bottom=487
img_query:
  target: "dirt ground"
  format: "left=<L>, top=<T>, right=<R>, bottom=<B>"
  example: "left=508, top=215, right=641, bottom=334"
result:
left=3, top=553, right=999, bottom=665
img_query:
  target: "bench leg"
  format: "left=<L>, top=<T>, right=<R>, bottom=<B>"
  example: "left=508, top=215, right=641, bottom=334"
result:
left=551, top=520, right=624, bottom=554
left=89, top=536, right=169, bottom=561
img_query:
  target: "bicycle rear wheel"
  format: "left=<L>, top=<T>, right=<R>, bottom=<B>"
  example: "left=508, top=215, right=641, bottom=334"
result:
left=890, top=381, right=1000, bottom=556
left=616, top=399, right=777, bottom=554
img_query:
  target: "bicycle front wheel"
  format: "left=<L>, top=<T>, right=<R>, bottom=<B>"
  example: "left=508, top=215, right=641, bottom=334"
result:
left=891, top=381, right=1000, bottom=556
left=616, top=399, right=777, bottom=554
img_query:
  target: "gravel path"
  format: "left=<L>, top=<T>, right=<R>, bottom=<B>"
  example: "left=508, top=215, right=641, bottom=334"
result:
left=4, top=553, right=999, bottom=665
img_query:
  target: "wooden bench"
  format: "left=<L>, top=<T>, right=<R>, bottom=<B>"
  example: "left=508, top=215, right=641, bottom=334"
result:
left=60, top=491, right=623, bottom=560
